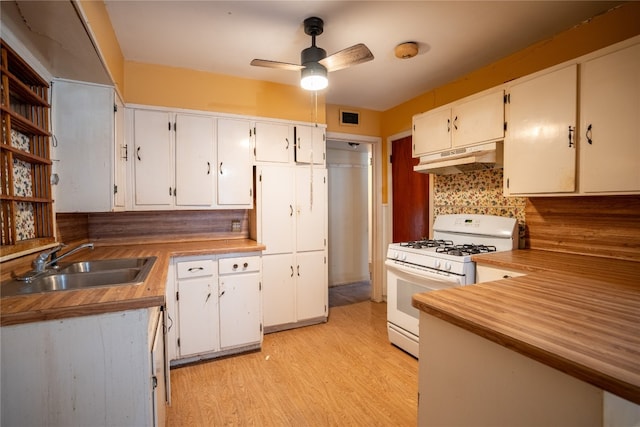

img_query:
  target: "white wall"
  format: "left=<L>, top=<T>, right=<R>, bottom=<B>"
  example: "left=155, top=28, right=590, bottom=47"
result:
left=327, top=144, right=369, bottom=286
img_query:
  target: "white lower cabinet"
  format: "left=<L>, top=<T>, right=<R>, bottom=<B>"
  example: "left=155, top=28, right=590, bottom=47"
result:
left=475, top=264, right=526, bottom=283
left=167, top=253, right=262, bottom=365
left=262, top=251, right=327, bottom=331
left=1, top=307, right=166, bottom=427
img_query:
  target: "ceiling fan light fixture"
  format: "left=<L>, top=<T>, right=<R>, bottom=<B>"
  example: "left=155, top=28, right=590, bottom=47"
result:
left=300, top=62, right=328, bottom=91
left=395, top=42, right=419, bottom=59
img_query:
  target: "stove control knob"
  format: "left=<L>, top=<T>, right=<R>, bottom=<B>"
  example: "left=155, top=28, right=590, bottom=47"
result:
left=401, top=253, right=407, bottom=261
left=444, top=262, right=452, bottom=271
left=434, top=259, right=441, bottom=269
left=391, top=251, right=398, bottom=259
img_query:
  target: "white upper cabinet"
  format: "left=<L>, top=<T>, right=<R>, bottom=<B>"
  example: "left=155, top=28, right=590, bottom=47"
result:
left=256, top=164, right=295, bottom=255
left=579, top=43, right=640, bottom=193
left=254, top=121, right=293, bottom=163
left=217, top=118, right=253, bottom=206
left=175, top=114, right=215, bottom=206
left=504, top=64, right=578, bottom=195
left=52, top=80, right=122, bottom=212
left=413, top=107, right=451, bottom=155
left=452, top=90, right=505, bottom=148
left=295, top=124, right=325, bottom=164
left=295, top=166, right=327, bottom=252
left=413, top=89, right=505, bottom=157
left=133, top=109, right=174, bottom=207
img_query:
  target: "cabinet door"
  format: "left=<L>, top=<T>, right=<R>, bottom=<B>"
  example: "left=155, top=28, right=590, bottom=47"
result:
left=113, top=94, right=126, bottom=209
left=262, top=253, right=296, bottom=328
left=217, top=118, right=253, bottom=205
left=295, top=166, right=327, bottom=252
left=254, top=122, right=292, bottom=163
left=412, top=107, right=451, bottom=156
left=151, top=311, right=166, bottom=427
left=219, top=273, right=262, bottom=348
left=296, top=251, right=327, bottom=321
left=452, top=90, right=505, bottom=148
left=175, top=114, right=215, bottom=206
left=295, top=125, right=325, bottom=164
left=256, top=165, right=295, bottom=255
left=580, top=43, right=640, bottom=193
left=134, top=110, right=173, bottom=206
left=52, top=80, right=114, bottom=212
left=505, top=65, right=577, bottom=194
left=177, top=277, right=218, bottom=356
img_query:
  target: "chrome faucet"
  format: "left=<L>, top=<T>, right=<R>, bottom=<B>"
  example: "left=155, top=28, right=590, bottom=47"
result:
left=18, top=242, right=95, bottom=282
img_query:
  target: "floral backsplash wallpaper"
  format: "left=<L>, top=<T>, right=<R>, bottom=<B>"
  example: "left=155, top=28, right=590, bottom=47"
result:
left=434, top=168, right=527, bottom=242
left=8, top=129, right=36, bottom=241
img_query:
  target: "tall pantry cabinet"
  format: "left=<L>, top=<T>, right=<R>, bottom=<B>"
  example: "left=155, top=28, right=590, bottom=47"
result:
left=254, top=122, right=328, bottom=332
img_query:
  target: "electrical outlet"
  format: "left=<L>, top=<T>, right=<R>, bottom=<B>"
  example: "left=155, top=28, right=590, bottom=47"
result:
left=231, top=220, right=241, bottom=232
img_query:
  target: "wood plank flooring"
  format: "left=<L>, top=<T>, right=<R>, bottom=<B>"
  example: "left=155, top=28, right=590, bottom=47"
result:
left=167, top=299, right=418, bottom=426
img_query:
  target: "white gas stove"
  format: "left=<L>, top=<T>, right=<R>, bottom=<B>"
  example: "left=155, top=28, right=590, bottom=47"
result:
left=386, top=214, right=518, bottom=357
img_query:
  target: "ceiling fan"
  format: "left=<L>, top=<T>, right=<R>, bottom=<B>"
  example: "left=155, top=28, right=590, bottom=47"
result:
left=250, top=16, right=374, bottom=91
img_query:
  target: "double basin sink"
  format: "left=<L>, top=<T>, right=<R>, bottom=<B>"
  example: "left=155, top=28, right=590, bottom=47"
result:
left=1, top=257, right=156, bottom=297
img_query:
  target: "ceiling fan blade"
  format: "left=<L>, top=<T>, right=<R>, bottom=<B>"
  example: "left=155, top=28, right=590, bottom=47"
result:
left=319, top=43, right=374, bottom=72
left=250, top=59, right=303, bottom=71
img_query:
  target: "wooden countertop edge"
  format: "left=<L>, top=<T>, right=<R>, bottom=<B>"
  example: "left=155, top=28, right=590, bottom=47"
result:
left=413, top=296, right=640, bottom=405
left=1, top=239, right=265, bottom=326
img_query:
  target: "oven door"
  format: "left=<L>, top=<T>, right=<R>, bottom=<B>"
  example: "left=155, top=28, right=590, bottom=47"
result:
left=385, top=259, right=462, bottom=339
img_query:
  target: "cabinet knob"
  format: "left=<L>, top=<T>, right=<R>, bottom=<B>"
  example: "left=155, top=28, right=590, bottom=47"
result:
left=233, top=263, right=238, bottom=269
left=243, top=262, right=248, bottom=268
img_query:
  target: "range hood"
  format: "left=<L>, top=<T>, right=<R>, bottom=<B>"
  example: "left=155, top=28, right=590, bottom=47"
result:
left=414, top=141, right=503, bottom=175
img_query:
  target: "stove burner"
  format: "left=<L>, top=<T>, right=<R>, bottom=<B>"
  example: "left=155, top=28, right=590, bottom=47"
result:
left=436, top=244, right=497, bottom=256
left=400, top=239, right=453, bottom=249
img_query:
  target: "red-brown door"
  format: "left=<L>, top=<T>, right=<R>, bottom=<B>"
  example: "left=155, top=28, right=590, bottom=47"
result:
left=392, top=136, right=430, bottom=242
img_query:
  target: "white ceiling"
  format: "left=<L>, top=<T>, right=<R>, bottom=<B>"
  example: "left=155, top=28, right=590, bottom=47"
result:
left=104, top=1, right=622, bottom=111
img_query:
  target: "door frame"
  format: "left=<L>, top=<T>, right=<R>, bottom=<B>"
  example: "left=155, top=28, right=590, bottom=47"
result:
left=326, top=131, right=383, bottom=302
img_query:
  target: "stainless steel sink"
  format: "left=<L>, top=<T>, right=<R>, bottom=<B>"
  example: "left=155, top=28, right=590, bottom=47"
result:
left=59, top=257, right=152, bottom=274
left=1, top=256, right=156, bottom=297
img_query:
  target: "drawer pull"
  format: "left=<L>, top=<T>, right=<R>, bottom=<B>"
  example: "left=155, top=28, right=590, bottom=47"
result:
left=243, top=262, right=248, bottom=268
left=233, top=263, right=238, bottom=269
left=188, top=267, right=204, bottom=272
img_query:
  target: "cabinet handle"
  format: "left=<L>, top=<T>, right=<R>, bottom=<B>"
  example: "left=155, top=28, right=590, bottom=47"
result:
left=290, top=266, right=294, bottom=277
left=205, top=293, right=211, bottom=303
left=122, top=144, right=128, bottom=161
left=297, top=137, right=301, bottom=150
left=447, top=118, right=451, bottom=133
left=137, top=146, right=141, bottom=161
left=289, top=204, right=293, bottom=217
left=586, top=124, right=593, bottom=145
left=188, top=267, right=204, bottom=272
left=207, top=161, right=211, bottom=175
left=568, top=126, right=575, bottom=147
left=285, top=137, right=290, bottom=150
left=453, top=116, right=458, bottom=130
left=297, top=265, right=300, bottom=277
left=219, top=162, right=223, bottom=175
left=219, top=290, right=225, bottom=297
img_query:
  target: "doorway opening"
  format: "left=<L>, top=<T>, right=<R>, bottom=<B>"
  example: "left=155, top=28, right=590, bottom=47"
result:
left=325, top=132, right=383, bottom=303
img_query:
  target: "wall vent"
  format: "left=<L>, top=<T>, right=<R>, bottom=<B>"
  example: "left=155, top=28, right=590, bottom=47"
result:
left=340, top=109, right=360, bottom=126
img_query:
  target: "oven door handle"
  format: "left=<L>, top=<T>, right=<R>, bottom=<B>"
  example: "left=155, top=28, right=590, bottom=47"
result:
left=385, top=259, right=462, bottom=286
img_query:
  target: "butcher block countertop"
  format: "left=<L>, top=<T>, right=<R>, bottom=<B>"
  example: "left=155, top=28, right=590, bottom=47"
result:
left=0, top=239, right=265, bottom=327
left=412, top=249, right=640, bottom=405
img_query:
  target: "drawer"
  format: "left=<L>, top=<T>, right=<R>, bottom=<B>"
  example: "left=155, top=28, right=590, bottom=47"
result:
left=176, top=259, right=215, bottom=279
left=219, top=256, right=261, bottom=275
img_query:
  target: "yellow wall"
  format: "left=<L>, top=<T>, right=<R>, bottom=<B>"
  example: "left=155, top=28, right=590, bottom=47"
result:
left=326, top=104, right=382, bottom=137
left=124, top=61, right=325, bottom=123
left=380, top=1, right=640, bottom=203
left=78, top=0, right=125, bottom=97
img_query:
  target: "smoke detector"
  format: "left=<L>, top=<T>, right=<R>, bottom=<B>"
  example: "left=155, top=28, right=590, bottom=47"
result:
left=394, top=42, right=419, bottom=59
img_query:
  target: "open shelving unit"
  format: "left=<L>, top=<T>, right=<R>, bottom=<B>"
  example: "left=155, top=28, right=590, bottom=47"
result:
left=1, top=39, right=54, bottom=258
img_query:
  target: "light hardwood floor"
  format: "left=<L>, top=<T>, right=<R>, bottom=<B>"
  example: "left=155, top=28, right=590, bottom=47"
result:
left=167, top=299, right=418, bottom=426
